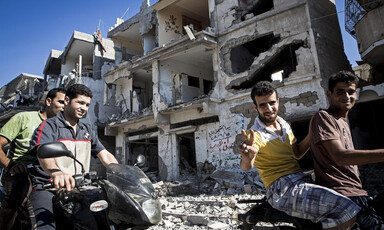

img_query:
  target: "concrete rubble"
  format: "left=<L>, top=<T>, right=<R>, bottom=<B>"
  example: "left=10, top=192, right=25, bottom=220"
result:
left=146, top=170, right=274, bottom=229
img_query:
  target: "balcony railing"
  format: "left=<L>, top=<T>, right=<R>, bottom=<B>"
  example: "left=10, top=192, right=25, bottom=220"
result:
left=345, top=0, right=366, bottom=38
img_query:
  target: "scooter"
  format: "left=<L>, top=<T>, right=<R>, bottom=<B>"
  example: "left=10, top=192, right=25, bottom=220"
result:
left=36, top=142, right=162, bottom=229
left=237, top=198, right=321, bottom=230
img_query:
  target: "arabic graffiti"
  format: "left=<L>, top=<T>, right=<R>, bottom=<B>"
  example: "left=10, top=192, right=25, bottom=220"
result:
left=209, top=138, right=234, bottom=152
left=208, top=114, right=245, bottom=163
left=208, top=125, right=231, bottom=142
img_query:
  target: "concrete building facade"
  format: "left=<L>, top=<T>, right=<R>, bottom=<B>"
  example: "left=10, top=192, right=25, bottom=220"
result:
left=104, top=0, right=351, bottom=181
left=43, top=31, right=119, bottom=128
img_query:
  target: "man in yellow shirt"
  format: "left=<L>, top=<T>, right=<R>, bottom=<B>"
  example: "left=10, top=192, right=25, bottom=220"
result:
left=238, top=81, right=359, bottom=230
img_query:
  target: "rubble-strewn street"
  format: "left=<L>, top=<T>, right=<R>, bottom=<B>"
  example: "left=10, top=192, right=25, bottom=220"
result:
left=145, top=170, right=280, bottom=230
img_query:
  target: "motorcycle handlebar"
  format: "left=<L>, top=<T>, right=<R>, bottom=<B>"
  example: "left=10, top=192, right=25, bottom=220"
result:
left=42, top=182, right=54, bottom=189
left=40, top=172, right=98, bottom=190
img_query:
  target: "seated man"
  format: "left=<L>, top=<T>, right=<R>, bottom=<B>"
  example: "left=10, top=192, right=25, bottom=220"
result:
left=29, top=84, right=118, bottom=229
left=309, top=70, right=384, bottom=229
left=238, top=81, right=360, bottom=230
left=0, top=88, right=65, bottom=230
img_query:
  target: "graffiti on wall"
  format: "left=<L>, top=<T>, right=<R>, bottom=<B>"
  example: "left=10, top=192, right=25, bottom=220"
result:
left=208, top=114, right=245, bottom=165
left=208, top=125, right=231, bottom=142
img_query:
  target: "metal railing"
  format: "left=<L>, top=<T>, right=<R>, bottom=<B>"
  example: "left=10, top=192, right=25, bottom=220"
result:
left=345, top=0, right=367, bottom=38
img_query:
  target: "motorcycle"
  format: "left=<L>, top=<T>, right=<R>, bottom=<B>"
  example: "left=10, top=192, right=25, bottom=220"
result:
left=33, top=141, right=162, bottom=229
left=237, top=198, right=321, bottom=230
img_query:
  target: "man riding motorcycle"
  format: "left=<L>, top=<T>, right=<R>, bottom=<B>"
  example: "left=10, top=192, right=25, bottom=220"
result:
left=29, top=84, right=118, bottom=229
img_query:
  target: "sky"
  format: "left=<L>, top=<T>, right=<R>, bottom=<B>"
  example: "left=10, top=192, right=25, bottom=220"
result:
left=0, top=0, right=361, bottom=88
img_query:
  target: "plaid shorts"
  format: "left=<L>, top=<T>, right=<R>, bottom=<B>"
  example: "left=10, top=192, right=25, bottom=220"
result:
left=266, top=172, right=361, bottom=229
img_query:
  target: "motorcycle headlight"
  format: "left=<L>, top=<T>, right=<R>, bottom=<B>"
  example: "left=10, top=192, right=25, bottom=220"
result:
left=142, top=199, right=162, bottom=224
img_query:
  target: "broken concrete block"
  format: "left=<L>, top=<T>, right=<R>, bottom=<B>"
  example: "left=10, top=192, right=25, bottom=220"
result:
left=168, top=215, right=182, bottom=223
left=208, top=221, right=230, bottom=229
left=227, top=198, right=237, bottom=208
left=163, top=219, right=174, bottom=227
left=244, top=173, right=254, bottom=185
left=244, top=13, right=254, bottom=20
left=226, top=187, right=236, bottom=195
left=210, top=170, right=244, bottom=188
left=184, top=201, right=191, bottom=209
left=232, top=210, right=238, bottom=219
left=187, top=214, right=209, bottom=225
left=243, top=184, right=253, bottom=194
left=214, top=182, right=221, bottom=189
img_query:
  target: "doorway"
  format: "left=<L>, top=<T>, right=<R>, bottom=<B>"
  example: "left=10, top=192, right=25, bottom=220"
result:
left=178, top=132, right=196, bottom=175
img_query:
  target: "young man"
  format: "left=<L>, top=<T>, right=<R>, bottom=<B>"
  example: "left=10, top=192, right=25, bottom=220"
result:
left=0, top=88, right=65, bottom=230
left=309, top=70, right=384, bottom=229
left=29, top=84, right=118, bottom=229
left=238, top=81, right=360, bottom=230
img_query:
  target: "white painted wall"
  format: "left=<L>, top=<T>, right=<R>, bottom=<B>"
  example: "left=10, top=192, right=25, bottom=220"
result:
left=115, top=77, right=132, bottom=114
left=159, top=58, right=214, bottom=104
left=158, top=130, right=179, bottom=180
left=158, top=6, right=183, bottom=46
left=61, top=57, right=77, bottom=76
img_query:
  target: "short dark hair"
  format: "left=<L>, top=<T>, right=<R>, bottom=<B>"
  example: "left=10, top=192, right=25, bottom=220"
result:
left=66, top=84, right=93, bottom=100
left=250, top=81, right=277, bottom=105
left=46, top=88, right=66, bottom=102
left=328, top=71, right=359, bottom=92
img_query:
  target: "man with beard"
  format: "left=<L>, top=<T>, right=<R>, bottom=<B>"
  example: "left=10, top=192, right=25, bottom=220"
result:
left=238, top=81, right=360, bottom=229
left=309, top=71, right=384, bottom=229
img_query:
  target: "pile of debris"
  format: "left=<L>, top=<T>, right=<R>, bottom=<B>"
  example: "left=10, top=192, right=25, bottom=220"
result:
left=147, top=170, right=269, bottom=229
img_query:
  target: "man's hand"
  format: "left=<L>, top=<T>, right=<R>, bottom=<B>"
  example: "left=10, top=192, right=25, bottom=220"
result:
left=6, top=161, right=27, bottom=175
left=50, top=171, right=76, bottom=193
left=238, top=130, right=258, bottom=171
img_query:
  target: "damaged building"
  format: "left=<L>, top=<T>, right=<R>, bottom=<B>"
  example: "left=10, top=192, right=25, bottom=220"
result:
left=0, top=73, right=44, bottom=127
left=104, top=0, right=352, bottom=181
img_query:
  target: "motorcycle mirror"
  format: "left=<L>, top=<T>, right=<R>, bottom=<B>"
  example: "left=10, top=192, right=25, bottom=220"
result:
left=134, top=154, right=146, bottom=167
left=37, top=142, right=75, bottom=159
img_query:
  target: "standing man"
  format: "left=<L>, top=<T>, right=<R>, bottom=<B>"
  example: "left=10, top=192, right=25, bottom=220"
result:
left=30, top=84, right=118, bottom=229
left=309, top=70, right=384, bottom=229
left=0, top=88, right=65, bottom=230
left=238, top=81, right=360, bottom=230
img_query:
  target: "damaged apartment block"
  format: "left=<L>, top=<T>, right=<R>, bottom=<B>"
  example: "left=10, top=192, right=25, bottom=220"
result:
left=0, top=73, right=44, bottom=127
left=104, top=0, right=352, bottom=182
